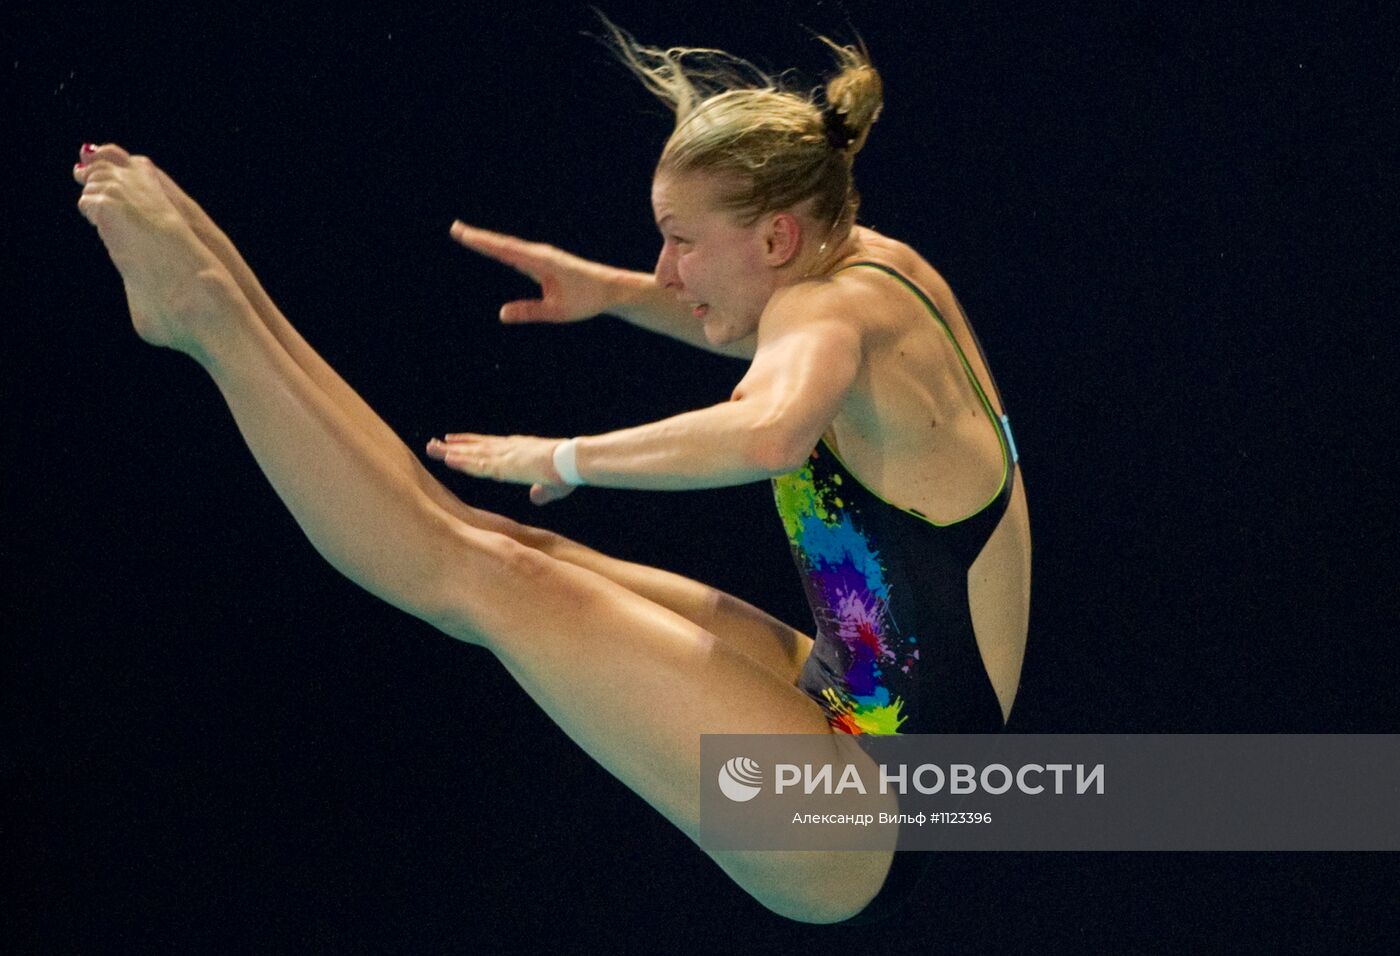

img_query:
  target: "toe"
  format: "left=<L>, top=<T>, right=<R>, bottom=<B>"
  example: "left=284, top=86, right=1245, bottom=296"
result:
left=83, top=143, right=132, bottom=165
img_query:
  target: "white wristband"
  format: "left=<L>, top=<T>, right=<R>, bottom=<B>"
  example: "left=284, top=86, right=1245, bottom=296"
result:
left=552, top=437, right=585, bottom=486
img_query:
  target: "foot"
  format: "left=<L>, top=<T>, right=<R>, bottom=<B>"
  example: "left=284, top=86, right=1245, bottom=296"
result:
left=74, top=144, right=237, bottom=353
left=79, top=143, right=246, bottom=275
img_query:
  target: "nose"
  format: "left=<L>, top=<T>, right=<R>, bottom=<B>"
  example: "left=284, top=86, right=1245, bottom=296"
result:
left=654, top=242, right=682, bottom=292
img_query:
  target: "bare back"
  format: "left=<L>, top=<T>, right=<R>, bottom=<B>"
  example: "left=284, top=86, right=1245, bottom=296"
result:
left=808, top=228, right=1030, bottom=721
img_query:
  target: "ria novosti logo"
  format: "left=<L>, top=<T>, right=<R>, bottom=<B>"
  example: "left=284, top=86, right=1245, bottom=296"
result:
left=717, top=756, right=764, bottom=802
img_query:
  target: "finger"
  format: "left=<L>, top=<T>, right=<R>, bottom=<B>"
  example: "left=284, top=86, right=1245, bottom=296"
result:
left=441, top=451, right=484, bottom=476
left=499, top=299, right=560, bottom=323
left=531, top=483, right=575, bottom=505
left=441, top=433, right=483, bottom=442
left=450, top=221, right=547, bottom=272
left=427, top=437, right=486, bottom=464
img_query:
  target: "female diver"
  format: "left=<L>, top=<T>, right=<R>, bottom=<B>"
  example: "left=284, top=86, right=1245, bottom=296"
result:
left=73, top=23, right=1029, bottom=925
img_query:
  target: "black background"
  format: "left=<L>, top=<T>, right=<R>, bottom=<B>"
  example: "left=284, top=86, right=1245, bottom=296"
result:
left=9, top=1, right=1397, bottom=951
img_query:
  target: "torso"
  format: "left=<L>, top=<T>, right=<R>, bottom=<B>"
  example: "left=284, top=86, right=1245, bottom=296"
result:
left=820, top=229, right=1003, bottom=520
left=782, top=227, right=1032, bottom=722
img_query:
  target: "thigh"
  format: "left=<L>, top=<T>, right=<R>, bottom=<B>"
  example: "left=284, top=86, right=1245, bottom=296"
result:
left=453, top=502, right=815, bottom=686
left=438, top=533, right=887, bottom=922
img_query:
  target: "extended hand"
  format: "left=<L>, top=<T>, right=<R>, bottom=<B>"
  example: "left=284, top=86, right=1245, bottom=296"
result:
left=426, top=434, right=577, bottom=506
left=449, top=222, right=623, bottom=324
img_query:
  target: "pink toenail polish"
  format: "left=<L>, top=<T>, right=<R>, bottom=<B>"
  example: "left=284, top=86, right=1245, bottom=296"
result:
left=81, top=143, right=95, bottom=154
left=75, top=162, right=86, bottom=170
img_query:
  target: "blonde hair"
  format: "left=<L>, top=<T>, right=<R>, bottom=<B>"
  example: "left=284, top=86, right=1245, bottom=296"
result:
left=599, top=17, right=884, bottom=235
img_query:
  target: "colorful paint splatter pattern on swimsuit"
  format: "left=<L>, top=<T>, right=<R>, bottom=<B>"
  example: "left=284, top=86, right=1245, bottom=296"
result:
left=773, top=446, right=920, bottom=735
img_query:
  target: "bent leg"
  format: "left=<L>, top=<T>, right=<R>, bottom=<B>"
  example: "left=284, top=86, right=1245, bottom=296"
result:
left=161, top=275, right=881, bottom=920
left=79, top=151, right=883, bottom=921
left=485, top=519, right=814, bottom=684
left=86, top=144, right=814, bottom=685
left=448, top=539, right=893, bottom=922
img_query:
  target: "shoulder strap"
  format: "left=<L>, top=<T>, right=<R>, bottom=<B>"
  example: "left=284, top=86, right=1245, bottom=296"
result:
left=837, top=261, right=1017, bottom=462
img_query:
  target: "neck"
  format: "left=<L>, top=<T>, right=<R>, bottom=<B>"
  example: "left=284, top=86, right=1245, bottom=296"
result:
left=799, top=221, right=860, bottom=280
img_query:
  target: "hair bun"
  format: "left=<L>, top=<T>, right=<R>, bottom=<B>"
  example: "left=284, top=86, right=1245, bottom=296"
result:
left=821, top=103, right=856, bottom=150
left=819, top=41, right=883, bottom=157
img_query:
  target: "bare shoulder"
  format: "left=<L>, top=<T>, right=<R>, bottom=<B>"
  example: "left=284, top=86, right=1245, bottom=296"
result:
left=758, top=252, right=910, bottom=343
left=778, top=230, right=951, bottom=340
left=752, top=228, right=958, bottom=358
left=845, top=227, right=957, bottom=299
left=834, top=229, right=981, bottom=342
left=751, top=278, right=868, bottom=360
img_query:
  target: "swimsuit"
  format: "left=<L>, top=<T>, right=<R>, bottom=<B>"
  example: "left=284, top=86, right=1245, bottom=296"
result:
left=769, top=261, right=1021, bottom=923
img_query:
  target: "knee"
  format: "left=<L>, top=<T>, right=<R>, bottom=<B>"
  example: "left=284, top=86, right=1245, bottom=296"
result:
left=455, top=503, right=555, bottom=552
left=421, top=521, right=583, bottom=645
left=715, top=849, right=891, bottom=925
left=772, top=861, right=887, bottom=925
left=505, top=520, right=564, bottom=554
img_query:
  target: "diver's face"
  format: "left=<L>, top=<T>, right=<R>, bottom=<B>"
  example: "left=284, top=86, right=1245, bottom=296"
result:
left=651, top=172, right=773, bottom=345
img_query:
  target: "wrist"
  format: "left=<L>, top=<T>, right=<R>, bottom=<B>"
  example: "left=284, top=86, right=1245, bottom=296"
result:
left=552, top=437, right=586, bottom=486
left=605, top=270, right=658, bottom=322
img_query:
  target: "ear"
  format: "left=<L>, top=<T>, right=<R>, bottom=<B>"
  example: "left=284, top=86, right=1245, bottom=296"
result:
left=762, top=212, right=803, bottom=267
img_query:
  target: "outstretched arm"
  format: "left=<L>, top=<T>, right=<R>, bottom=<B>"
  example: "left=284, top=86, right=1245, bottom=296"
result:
left=428, top=287, right=863, bottom=496
left=606, top=268, right=757, bottom=360
left=450, top=222, right=756, bottom=360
